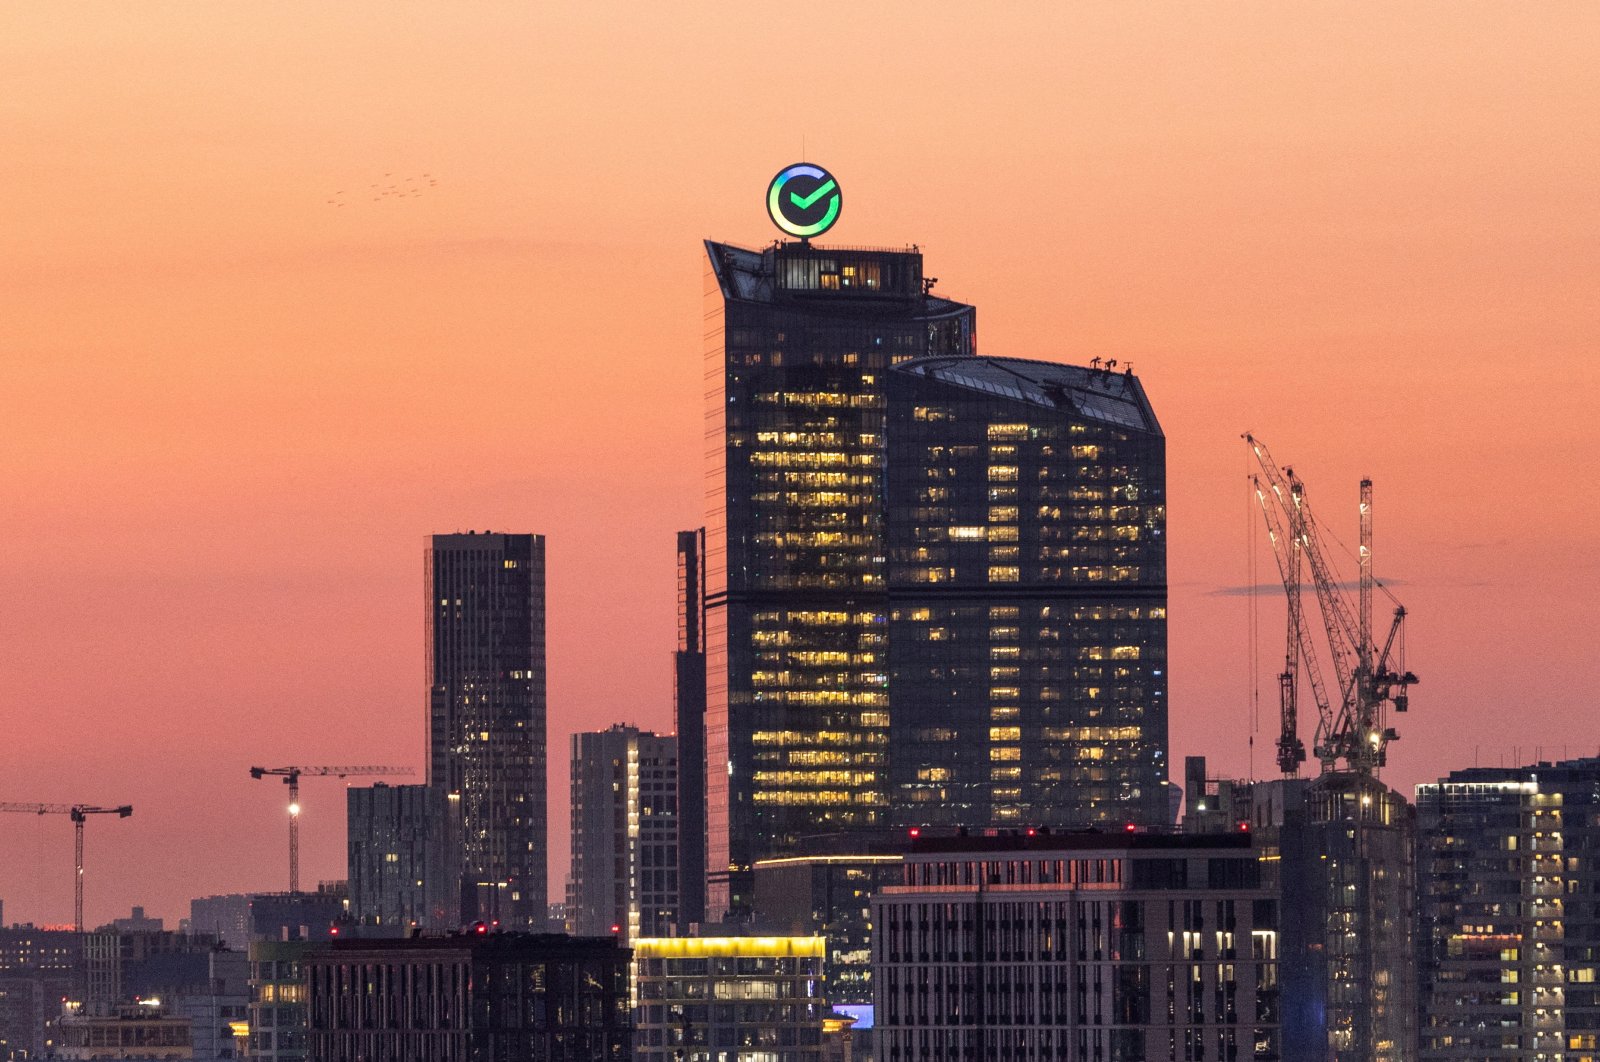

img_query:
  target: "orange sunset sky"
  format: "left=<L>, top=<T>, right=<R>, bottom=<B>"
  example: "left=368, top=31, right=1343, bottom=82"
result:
left=5, top=3, right=1599, bottom=927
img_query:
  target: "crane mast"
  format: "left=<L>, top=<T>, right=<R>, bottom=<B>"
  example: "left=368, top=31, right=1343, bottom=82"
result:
left=0, top=803, right=133, bottom=931
left=1245, top=435, right=1418, bottom=777
left=249, top=765, right=414, bottom=892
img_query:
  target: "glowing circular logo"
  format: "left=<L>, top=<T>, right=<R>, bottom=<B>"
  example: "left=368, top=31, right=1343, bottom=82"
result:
left=767, top=163, right=841, bottom=239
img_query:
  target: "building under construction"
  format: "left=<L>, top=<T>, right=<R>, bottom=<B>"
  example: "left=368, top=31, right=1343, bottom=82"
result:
left=1181, top=438, right=1421, bottom=1062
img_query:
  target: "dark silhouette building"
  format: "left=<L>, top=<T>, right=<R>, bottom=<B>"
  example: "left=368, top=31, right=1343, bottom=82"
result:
left=673, top=528, right=708, bottom=931
left=347, top=782, right=459, bottom=929
left=567, top=725, right=679, bottom=940
left=304, top=933, right=631, bottom=1062
left=885, top=357, right=1170, bottom=829
left=701, top=239, right=976, bottom=918
left=426, top=532, right=548, bottom=928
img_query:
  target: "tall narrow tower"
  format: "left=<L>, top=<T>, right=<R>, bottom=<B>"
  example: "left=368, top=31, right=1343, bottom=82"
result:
left=426, top=532, right=547, bottom=927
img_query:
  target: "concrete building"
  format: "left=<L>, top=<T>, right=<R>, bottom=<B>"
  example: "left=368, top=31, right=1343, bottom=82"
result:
left=568, top=725, right=679, bottom=941
left=303, top=932, right=631, bottom=1061
left=633, top=934, right=829, bottom=1062
left=347, top=782, right=458, bottom=929
left=1416, top=758, right=1600, bottom=1062
left=427, top=532, right=549, bottom=928
left=872, top=830, right=1281, bottom=1062
left=1186, top=757, right=1416, bottom=1062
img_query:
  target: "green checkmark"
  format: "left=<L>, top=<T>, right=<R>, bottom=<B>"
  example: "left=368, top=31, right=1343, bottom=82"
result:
left=789, top=179, right=837, bottom=211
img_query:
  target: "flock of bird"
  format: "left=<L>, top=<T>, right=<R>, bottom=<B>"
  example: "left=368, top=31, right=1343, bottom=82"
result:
left=325, top=173, right=438, bottom=207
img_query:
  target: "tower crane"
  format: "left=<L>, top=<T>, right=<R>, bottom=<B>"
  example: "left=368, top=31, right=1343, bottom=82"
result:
left=1245, top=435, right=1419, bottom=777
left=0, top=803, right=133, bottom=932
left=248, top=766, right=414, bottom=893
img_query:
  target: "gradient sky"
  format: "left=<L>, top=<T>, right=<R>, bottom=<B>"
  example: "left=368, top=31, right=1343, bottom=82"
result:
left=5, top=2, right=1598, bottom=928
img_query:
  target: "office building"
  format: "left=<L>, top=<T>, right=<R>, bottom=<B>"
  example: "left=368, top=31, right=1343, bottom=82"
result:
left=701, top=238, right=977, bottom=918
left=304, top=932, right=631, bottom=1061
left=885, top=357, right=1169, bottom=829
left=1416, top=757, right=1600, bottom=1062
left=753, top=852, right=904, bottom=1010
left=1186, top=757, right=1416, bottom=1062
left=347, top=782, right=458, bottom=929
left=426, top=531, right=548, bottom=927
left=568, top=725, right=680, bottom=941
left=675, top=527, right=709, bottom=931
left=872, top=830, right=1281, bottom=1062
left=633, top=934, right=829, bottom=1061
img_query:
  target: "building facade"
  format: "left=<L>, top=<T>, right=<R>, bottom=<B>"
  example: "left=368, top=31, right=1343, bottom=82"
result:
left=426, top=531, right=548, bottom=927
left=248, top=940, right=310, bottom=1062
left=304, top=933, right=631, bottom=1062
left=675, top=527, right=709, bottom=931
left=885, top=357, right=1169, bottom=829
left=1415, top=758, right=1600, bottom=1062
left=633, top=934, right=829, bottom=1062
left=568, top=725, right=680, bottom=941
left=702, top=239, right=977, bottom=918
left=872, top=831, right=1281, bottom=1062
left=347, top=782, right=458, bottom=929
left=1186, top=758, right=1417, bottom=1062
left=753, top=852, right=904, bottom=1010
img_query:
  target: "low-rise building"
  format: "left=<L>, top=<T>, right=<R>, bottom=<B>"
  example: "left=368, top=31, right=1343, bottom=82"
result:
left=632, top=934, right=829, bottom=1062
left=873, top=830, right=1281, bottom=1062
left=304, top=931, right=630, bottom=1061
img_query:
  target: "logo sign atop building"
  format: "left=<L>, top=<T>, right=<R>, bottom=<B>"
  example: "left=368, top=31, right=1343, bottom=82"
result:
left=767, top=163, right=841, bottom=240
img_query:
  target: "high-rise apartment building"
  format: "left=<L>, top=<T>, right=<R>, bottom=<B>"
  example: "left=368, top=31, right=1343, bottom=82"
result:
left=885, top=357, right=1169, bottom=828
left=1415, top=758, right=1600, bottom=1062
left=347, top=782, right=459, bottom=929
left=872, top=831, right=1281, bottom=1062
left=1186, top=757, right=1417, bottom=1062
left=426, top=532, right=548, bottom=927
left=675, top=528, right=708, bottom=930
left=568, top=725, right=680, bottom=941
left=702, top=239, right=976, bottom=917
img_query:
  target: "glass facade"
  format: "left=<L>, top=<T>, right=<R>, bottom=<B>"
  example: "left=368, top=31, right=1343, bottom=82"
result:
left=885, top=357, right=1169, bottom=828
left=703, top=240, right=976, bottom=918
left=425, top=532, right=547, bottom=928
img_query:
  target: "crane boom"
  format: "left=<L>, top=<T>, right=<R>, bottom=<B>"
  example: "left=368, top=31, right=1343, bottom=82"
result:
left=248, top=764, right=415, bottom=892
left=1245, top=435, right=1418, bottom=777
left=0, top=803, right=133, bottom=931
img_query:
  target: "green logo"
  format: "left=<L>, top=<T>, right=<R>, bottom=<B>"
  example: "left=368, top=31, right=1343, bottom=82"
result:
left=768, top=163, right=841, bottom=239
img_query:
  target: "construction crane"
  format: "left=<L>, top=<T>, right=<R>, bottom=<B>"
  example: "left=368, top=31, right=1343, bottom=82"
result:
left=1245, top=434, right=1419, bottom=777
left=249, top=766, right=414, bottom=892
left=0, top=803, right=133, bottom=932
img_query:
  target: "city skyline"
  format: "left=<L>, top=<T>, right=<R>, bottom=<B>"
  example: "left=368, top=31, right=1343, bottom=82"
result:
left=6, top=3, right=1600, bottom=926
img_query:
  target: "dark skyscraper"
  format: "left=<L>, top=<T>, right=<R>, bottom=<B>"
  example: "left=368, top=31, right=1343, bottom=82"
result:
left=426, top=532, right=547, bottom=928
left=346, top=782, right=458, bottom=929
left=673, top=528, right=708, bottom=930
left=567, top=724, right=679, bottom=940
left=702, top=239, right=976, bottom=918
left=885, top=356, right=1170, bottom=827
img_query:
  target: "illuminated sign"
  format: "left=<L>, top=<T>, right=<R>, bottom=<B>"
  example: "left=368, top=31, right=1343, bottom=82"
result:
left=767, top=163, right=841, bottom=239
